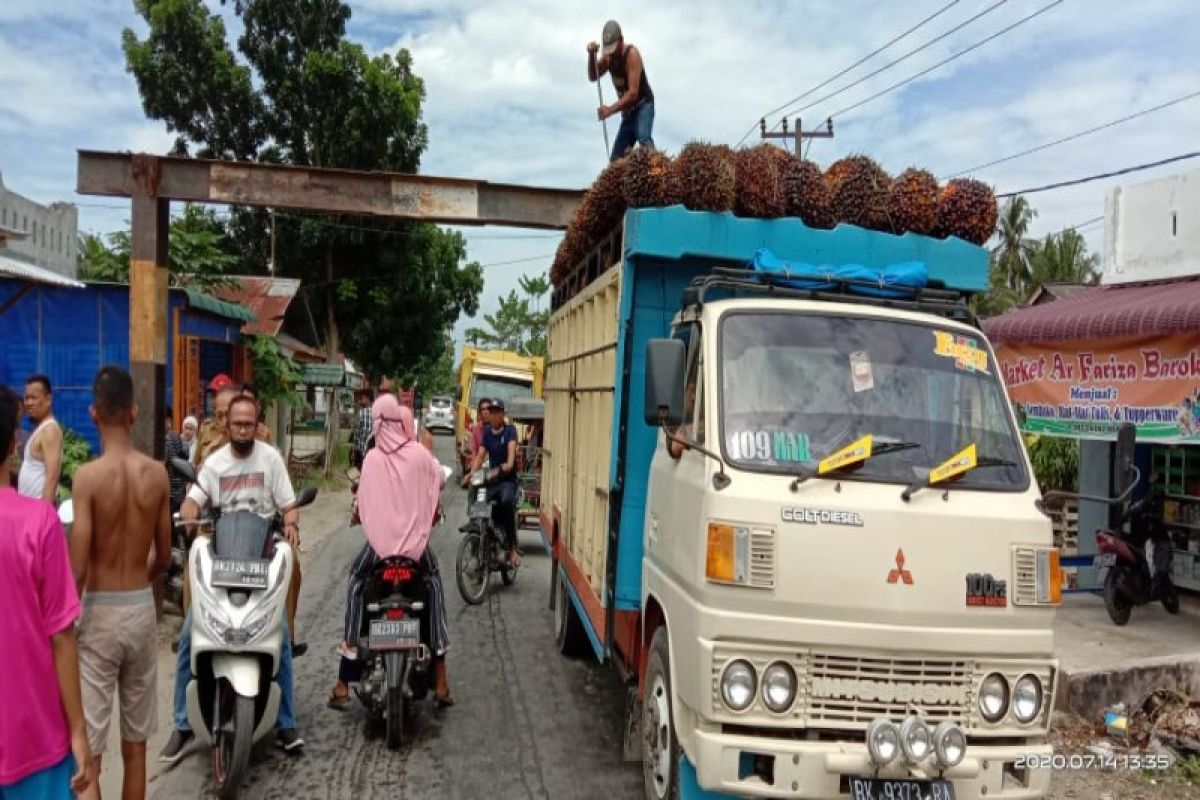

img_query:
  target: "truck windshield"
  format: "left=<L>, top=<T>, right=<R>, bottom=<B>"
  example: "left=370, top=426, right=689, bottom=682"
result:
left=471, top=375, right=533, bottom=409
left=719, top=312, right=1028, bottom=491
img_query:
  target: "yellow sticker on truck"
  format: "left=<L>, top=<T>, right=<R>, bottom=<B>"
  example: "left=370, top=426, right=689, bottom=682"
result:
left=818, top=435, right=873, bottom=475
left=929, top=443, right=977, bottom=485
left=933, top=331, right=989, bottom=373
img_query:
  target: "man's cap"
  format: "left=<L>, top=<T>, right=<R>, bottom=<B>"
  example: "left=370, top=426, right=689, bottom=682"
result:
left=602, top=20, right=622, bottom=55
left=208, top=373, right=233, bottom=393
left=490, top=398, right=506, bottom=411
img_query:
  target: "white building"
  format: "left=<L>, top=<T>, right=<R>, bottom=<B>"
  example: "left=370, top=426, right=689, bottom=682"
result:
left=1104, top=165, right=1199, bottom=284
left=0, top=170, right=78, bottom=279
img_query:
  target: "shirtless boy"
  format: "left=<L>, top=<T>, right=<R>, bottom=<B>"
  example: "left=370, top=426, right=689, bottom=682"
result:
left=69, top=366, right=172, bottom=800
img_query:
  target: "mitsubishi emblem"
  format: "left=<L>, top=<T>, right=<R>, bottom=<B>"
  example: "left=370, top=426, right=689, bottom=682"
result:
left=887, top=549, right=913, bottom=585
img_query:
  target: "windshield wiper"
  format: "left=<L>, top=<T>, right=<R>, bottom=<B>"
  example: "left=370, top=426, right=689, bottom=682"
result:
left=901, top=453, right=1020, bottom=501
left=789, top=439, right=922, bottom=491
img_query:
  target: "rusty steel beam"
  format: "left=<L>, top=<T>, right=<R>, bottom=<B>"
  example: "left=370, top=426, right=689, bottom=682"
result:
left=128, top=154, right=170, bottom=458
left=77, top=150, right=583, bottom=229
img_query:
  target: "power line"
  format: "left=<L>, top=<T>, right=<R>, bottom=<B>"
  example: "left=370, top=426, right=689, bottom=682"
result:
left=945, top=89, right=1200, bottom=178
left=306, top=252, right=555, bottom=289
left=772, top=0, right=1013, bottom=126
left=827, top=0, right=1064, bottom=120
left=733, top=0, right=963, bottom=147
left=997, top=151, right=1200, bottom=197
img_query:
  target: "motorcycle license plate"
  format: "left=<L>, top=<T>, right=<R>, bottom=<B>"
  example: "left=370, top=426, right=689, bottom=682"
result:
left=211, top=557, right=270, bottom=590
left=1095, top=553, right=1117, bottom=568
left=369, top=618, right=420, bottom=651
left=848, top=777, right=955, bottom=800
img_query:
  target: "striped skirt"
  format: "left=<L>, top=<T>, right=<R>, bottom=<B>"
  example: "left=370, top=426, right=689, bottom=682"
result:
left=343, top=542, right=450, bottom=656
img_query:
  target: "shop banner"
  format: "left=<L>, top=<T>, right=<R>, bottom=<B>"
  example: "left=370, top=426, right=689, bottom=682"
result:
left=995, top=334, right=1200, bottom=442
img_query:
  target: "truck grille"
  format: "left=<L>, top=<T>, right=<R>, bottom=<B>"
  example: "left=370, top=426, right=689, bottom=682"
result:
left=1012, top=546, right=1039, bottom=605
left=805, top=652, right=973, bottom=728
left=749, top=529, right=776, bottom=588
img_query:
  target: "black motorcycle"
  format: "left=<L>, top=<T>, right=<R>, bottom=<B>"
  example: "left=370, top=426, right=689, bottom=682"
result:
left=1096, top=493, right=1180, bottom=625
left=354, top=556, right=433, bottom=749
left=455, top=468, right=516, bottom=604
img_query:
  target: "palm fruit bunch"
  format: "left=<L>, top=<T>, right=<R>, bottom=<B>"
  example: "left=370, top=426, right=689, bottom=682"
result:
left=732, top=144, right=786, bottom=219
left=778, top=155, right=835, bottom=229
left=936, top=178, right=998, bottom=245
left=623, top=147, right=678, bottom=208
left=886, top=167, right=940, bottom=236
left=672, top=141, right=736, bottom=213
left=550, top=226, right=582, bottom=285
left=824, top=155, right=892, bottom=231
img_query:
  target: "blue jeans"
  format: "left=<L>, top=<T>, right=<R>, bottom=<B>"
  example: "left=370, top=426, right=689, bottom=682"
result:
left=173, top=610, right=296, bottom=731
left=611, top=100, right=655, bottom=161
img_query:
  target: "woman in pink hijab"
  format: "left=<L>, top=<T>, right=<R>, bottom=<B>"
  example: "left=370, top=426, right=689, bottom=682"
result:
left=328, top=394, right=454, bottom=709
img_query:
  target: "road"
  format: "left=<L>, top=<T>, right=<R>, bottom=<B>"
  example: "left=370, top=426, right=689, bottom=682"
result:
left=149, top=435, right=643, bottom=799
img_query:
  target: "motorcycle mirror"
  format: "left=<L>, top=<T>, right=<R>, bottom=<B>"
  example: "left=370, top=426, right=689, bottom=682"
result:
left=1112, top=422, right=1137, bottom=499
left=295, top=487, right=318, bottom=508
left=169, top=457, right=198, bottom=483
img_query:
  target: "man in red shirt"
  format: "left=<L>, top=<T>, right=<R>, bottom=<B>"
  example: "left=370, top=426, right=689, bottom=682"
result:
left=0, top=386, right=95, bottom=798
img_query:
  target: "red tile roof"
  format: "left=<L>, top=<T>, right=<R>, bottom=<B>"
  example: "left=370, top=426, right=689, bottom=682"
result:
left=985, top=276, right=1200, bottom=344
left=216, top=276, right=302, bottom=337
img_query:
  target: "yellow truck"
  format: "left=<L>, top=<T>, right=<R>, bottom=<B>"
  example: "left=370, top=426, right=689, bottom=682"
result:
left=455, top=346, right=544, bottom=463
left=541, top=207, right=1062, bottom=800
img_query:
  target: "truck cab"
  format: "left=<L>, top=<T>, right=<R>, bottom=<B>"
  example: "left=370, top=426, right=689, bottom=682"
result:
left=641, top=280, right=1059, bottom=799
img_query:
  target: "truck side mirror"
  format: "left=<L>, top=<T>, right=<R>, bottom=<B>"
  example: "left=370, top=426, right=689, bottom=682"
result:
left=1113, top=422, right=1137, bottom=496
left=644, top=339, right=686, bottom=427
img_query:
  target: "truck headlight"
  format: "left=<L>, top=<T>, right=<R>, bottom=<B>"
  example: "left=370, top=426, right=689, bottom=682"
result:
left=720, top=660, right=756, bottom=711
left=1012, top=674, right=1043, bottom=723
left=899, top=716, right=932, bottom=765
left=866, top=719, right=900, bottom=766
left=760, top=662, right=796, bottom=713
left=932, top=722, right=966, bottom=768
left=979, top=673, right=1009, bottom=722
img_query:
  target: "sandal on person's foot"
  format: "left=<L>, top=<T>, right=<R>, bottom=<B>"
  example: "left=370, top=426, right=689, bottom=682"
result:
left=327, top=688, right=352, bottom=711
left=435, top=691, right=456, bottom=709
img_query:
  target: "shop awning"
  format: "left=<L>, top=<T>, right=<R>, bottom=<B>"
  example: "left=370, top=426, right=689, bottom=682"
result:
left=183, top=288, right=256, bottom=324
left=985, top=276, right=1200, bottom=344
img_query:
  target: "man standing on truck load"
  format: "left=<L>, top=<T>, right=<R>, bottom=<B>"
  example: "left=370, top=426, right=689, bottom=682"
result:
left=463, top=398, right=521, bottom=567
left=587, top=20, right=655, bottom=161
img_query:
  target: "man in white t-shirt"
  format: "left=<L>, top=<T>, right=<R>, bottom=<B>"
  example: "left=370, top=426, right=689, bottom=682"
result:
left=160, top=395, right=305, bottom=763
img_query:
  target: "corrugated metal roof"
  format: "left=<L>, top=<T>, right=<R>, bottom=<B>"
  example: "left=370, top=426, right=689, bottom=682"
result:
left=0, top=253, right=83, bottom=288
left=216, top=276, right=302, bottom=336
left=985, top=276, right=1200, bottom=344
left=182, top=288, right=256, bottom=323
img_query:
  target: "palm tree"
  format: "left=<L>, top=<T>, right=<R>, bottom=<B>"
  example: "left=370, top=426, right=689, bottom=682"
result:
left=1031, top=229, right=1101, bottom=285
left=991, top=196, right=1039, bottom=294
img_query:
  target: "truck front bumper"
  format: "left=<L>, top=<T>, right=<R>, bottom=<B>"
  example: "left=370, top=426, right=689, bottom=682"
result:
left=690, top=728, right=1052, bottom=799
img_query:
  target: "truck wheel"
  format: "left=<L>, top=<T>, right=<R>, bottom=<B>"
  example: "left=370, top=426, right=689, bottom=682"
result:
left=553, top=570, right=588, bottom=657
left=1103, top=568, right=1132, bottom=626
left=642, top=628, right=680, bottom=800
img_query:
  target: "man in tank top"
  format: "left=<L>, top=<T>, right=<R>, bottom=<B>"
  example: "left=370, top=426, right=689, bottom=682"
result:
left=587, top=19, right=655, bottom=161
left=19, top=374, right=63, bottom=504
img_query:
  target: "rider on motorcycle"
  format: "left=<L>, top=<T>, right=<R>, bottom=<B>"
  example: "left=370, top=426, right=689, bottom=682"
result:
left=328, top=395, right=454, bottom=709
left=462, top=397, right=520, bottom=567
left=159, top=394, right=306, bottom=763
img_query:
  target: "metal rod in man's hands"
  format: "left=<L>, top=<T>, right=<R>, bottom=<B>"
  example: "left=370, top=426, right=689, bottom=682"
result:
left=596, top=82, right=610, bottom=158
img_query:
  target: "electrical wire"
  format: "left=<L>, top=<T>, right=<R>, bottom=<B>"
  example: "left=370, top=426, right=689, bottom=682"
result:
left=826, top=0, right=1064, bottom=121
left=305, top=252, right=556, bottom=288
left=997, top=151, right=1200, bottom=197
left=733, top=0, right=964, bottom=147
left=770, top=0, right=1014, bottom=127
left=945, top=89, right=1200, bottom=178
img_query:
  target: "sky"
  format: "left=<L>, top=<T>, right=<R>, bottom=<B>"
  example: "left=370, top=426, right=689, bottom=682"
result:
left=1, top=0, right=1198, bottom=354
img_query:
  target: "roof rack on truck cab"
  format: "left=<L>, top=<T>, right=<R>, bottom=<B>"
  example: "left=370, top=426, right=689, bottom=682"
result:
left=682, top=266, right=980, bottom=328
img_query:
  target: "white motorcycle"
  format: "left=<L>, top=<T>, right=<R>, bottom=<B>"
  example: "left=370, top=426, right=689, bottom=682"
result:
left=171, top=458, right=316, bottom=799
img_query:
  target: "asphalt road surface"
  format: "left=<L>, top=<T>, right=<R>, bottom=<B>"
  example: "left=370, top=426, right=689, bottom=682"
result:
left=151, top=435, right=643, bottom=799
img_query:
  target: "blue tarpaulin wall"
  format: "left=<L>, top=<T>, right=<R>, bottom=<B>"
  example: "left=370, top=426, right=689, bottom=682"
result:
left=0, top=280, right=244, bottom=452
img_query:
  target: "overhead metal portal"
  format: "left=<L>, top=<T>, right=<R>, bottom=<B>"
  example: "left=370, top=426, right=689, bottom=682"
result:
left=76, top=150, right=584, bottom=455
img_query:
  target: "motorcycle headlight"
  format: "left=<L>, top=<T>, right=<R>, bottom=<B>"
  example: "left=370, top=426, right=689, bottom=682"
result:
left=978, top=673, right=1009, bottom=723
left=760, top=662, right=796, bottom=713
left=720, top=660, right=756, bottom=711
left=201, top=605, right=232, bottom=640
left=242, top=568, right=289, bottom=644
left=899, top=716, right=932, bottom=765
left=866, top=719, right=900, bottom=767
left=1012, top=674, right=1043, bottom=723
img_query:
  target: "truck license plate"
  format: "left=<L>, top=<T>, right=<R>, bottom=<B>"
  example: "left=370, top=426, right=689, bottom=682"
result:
left=1094, top=553, right=1117, bottom=568
left=369, top=618, right=420, bottom=651
left=211, top=558, right=270, bottom=589
left=848, top=777, right=955, bottom=800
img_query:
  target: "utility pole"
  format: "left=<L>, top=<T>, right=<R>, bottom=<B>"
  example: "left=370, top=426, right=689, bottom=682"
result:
left=759, top=116, right=835, bottom=157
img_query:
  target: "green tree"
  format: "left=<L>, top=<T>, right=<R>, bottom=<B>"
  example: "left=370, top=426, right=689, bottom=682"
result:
left=77, top=206, right=238, bottom=290
left=465, top=272, right=551, bottom=356
left=991, top=196, right=1039, bottom=293
left=1030, top=229, right=1101, bottom=285
left=120, top=0, right=480, bottom=381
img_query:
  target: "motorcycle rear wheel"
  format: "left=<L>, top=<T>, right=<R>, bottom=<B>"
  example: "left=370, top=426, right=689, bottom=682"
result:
left=456, top=530, right=489, bottom=605
left=213, top=688, right=255, bottom=799
left=1103, top=568, right=1133, bottom=626
left=1161, top=580, right=1181, bottom=614
left=385, top=686, right=405, bottom=750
